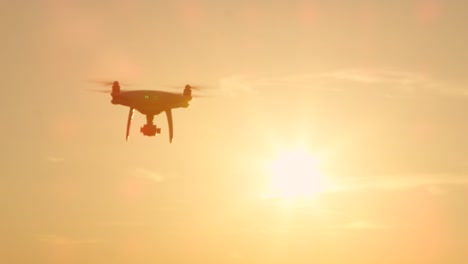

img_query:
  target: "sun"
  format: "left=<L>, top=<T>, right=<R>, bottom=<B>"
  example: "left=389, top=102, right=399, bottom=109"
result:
left=263, top=146, right=329, bottom=199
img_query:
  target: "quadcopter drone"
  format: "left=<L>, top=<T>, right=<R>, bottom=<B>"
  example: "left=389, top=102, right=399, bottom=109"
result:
left=90, top=81, right=207, bottom=143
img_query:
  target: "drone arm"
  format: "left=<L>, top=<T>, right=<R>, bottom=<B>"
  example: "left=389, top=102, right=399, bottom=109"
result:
left=126, top=107, right=134, bottom=141
left=165, top=109, right=174, bottom=143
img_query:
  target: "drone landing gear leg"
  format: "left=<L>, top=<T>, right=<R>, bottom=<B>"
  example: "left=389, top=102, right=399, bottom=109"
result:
left=126, top=107, right=134, bottom=141
left=165, top=109, right=174, bottom=143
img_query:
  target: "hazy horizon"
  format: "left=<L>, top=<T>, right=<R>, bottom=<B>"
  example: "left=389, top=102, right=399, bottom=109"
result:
left=1, top=0, right=468, bottom=263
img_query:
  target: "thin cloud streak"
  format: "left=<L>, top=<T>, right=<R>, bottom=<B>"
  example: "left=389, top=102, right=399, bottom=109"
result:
left=219, top=68, right=468, bottom=97
left=218, top=74, right=261, bottom=97
left=131, top=168, right=164, bottom=183
left=337, top=220, right=391, bottom=230
left=37, top=234, right=100, bottom=245
left=100, top=221, right=146, bottom=227
left=45, top=156, right=65, bottom=163
left=320, top=68, right=468, bottom=97
left=329, top=174, right=468, bottom=193
left=319, top=68, right=427, bottom=85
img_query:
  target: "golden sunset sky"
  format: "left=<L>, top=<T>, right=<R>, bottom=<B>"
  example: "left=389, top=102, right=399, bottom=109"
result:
left=1, top=0, right=468, bottom=263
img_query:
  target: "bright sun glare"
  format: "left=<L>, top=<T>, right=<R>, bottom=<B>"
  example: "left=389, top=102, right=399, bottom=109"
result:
left=264, top=146, right=328, bottom=199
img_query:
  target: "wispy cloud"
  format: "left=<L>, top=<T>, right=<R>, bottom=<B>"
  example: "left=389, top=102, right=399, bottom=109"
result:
left=131, top=168, right=164, bottom=183
left=37, top=234, right=100, bottom=245
left=218, top=74, right=264, bottom=97
left=100, top=220, right=145, bottom=227
left=320, top=68, right=468, bottom=97
left=330, top=174, right=468, bottom=194
left=337, top=220, right=391, bottom=230
left=320, top=68, right=426, bottom=85
left=219, top=68, right=468, bottom=97
left=45, top=155, right=65, bottom=163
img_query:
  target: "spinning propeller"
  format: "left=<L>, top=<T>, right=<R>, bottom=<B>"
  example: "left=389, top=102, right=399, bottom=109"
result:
left=165, top=84, right=214, bottom=97
left=166, top=84, right=214, bottom=90
left=86, top=80, right=131, bottom=94
left=86, top=80, right=214, bottom=98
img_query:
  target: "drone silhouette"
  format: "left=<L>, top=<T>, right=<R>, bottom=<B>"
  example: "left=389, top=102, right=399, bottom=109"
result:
left=89, top=81, right=209, bottom=143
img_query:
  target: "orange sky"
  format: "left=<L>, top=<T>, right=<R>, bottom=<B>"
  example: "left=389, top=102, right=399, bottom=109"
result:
left=1, top=0, right=468, bottom=263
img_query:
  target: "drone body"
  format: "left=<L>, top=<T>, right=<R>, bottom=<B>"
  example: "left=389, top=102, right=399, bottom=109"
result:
left=93, top=81, right=198, bottom=143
